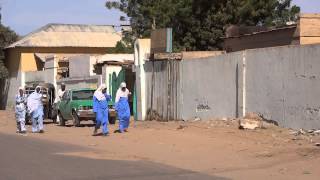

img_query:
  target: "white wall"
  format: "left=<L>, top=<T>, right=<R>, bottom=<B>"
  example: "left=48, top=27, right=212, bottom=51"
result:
left=134, top=39, right=151, bottom=120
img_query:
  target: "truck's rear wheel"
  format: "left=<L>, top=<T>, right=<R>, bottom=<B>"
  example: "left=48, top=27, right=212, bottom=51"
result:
left=58, top=112, right=65, bottom=126
left=109, top=115, right=116, bottom=125
left=72, top=111, right=81, bottom=127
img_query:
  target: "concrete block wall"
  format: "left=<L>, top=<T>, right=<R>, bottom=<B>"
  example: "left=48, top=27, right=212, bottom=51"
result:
left=245, top=45, right=320, bottom=129
left=69, top=55, right=91, bottom=78
left=179, top=44, right=320, bottom=129
left=180, top=52, right=243, bottom=121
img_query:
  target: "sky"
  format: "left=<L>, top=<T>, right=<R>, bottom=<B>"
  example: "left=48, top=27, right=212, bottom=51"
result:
left=1, top=0, right=320, bottom=36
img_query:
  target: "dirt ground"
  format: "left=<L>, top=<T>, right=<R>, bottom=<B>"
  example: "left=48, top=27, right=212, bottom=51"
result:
left=1, top=110, right=320, bottom=180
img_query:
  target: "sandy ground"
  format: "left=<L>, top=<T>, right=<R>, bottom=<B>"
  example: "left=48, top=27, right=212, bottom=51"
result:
left=1, top=110, right=320, bottom=180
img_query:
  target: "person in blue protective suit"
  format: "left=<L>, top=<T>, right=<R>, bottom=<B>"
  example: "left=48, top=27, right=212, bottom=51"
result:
left=92, top=84, right=111, bottom=136
left=114, top=82, right=131, bottom=133
left=15, top=87, right=27, bottom=134
left=27, top=86, right=44, bottom=133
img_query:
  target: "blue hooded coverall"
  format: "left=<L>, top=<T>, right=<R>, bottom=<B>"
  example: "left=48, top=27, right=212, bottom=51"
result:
left=93, top=94, right=111, bottom=134
left=115, top=97, right=130, bottom=132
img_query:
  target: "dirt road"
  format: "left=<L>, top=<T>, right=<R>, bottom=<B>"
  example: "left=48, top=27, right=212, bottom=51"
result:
left=1, top=110, right=319, bottom=180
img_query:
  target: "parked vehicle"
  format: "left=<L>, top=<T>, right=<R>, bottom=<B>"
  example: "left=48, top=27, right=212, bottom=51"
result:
left=25, top=83, right=56, bottom=124
left=57, top=88, right=116, bottom=127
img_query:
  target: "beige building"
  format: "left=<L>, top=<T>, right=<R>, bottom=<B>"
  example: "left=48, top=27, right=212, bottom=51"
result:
left=3, top=23, right=121, bottom=108
left=223, top=13, right=320, bottom=52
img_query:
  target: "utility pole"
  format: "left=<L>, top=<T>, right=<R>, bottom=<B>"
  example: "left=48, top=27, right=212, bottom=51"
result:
left=152, top=17, right=156, bottom=30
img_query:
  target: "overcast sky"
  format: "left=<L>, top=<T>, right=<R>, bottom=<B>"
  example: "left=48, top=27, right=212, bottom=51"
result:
left=1, top=0, right=320, bottom=35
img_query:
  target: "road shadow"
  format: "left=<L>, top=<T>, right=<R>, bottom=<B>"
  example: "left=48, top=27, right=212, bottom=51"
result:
left=0, top=133, right=230, bottom=180
left=63, top=124, right=96, bottom=128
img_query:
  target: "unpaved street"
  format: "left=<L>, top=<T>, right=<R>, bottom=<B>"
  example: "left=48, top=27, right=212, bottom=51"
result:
left=1, top=110, right=320, bottom=180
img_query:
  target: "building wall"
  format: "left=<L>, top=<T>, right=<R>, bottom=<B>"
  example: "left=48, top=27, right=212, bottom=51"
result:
left=245, top=45, right=320, bottom=129
left=21, top=53, right=38, bottom=72
left=69, top=55, right=91, bottom=78
left=57, top=76, right=100, bottom=90
left=223, top=27, right=299, bottom=52
left=102, top=64, right=122, bottom=94
left=180, top=52, right=243, bottom=120
left=134, top=39, right=151, bottom=120
left=299, top=14, right=320, bottom=45
left=3, top=46, right=110, bottom=108
left=146, top=44, right=320, bottom=129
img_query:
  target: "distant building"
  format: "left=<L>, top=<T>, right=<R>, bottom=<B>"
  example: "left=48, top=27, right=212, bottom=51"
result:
left=223, top=14, right=320, bottom=52
left=3, top=23, right=121, bottom=108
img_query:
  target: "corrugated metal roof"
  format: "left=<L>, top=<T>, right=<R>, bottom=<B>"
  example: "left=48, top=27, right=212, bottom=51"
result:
left=6, top=23, right=121, bottom=48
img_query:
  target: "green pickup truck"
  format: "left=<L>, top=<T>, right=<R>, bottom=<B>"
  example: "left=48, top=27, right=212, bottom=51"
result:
left=57, top=88, right=116, bottom=127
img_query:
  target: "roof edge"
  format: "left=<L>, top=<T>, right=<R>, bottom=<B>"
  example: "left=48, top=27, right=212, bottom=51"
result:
left=5, top=23, right=118, bottom=49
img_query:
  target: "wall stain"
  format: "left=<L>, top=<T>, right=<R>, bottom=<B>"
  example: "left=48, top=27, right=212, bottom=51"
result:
left=196, top=98, right=211, bottom=112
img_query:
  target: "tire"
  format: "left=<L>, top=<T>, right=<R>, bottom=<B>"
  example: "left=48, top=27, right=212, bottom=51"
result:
left=52, top=118, right=57, bottom=124
left=51, top=108, right=57, bottom=124
left=72, top=111, right=81, bottom=127
left=58, top=112, right=65, bottom=126
left=109, top=115, right=116, bottom=125
left=25, top=113, right=30, bottom=125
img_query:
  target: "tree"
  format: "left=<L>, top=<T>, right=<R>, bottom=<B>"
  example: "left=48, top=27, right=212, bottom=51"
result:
left=0, top=7, right=18, bottom=79
left=106, top=0, right=300, bottom=51
left=109, top=41, right=134, bottom=53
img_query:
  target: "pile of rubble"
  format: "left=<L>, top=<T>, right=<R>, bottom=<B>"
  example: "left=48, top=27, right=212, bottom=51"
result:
left=289, top=129, right=320, bottom=147
left=238, top=112, right=278, bottom=130
left=290, top=129, right=320, bottom=136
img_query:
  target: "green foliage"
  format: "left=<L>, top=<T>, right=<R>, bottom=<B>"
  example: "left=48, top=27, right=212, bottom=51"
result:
left=0, top=10, right=19, bottom=79
left=106, top=0, right=300, bottom=51
left=109, top=41, right=134, bottom=53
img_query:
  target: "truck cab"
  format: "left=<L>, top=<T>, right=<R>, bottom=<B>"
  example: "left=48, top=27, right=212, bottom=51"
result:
left=57, top=88, right=116, bottom=127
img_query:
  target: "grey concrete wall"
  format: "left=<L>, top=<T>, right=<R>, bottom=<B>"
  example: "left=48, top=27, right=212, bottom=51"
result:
left=144, top=44, right=320, bottom=129
left=5, top=70, right=23, bottom=109
left=57, top=76, right=100, bottom=90
left=180, top=52, right=243, bottom=120
left=25, top=69, right=55, bottom=84
left=245, top=45, right=320, bottom=129
left=69, top=55, right=91, bottom=78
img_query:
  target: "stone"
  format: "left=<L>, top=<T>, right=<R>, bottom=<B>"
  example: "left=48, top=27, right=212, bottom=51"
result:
left=239, top=118, right=262, bottom=130
left=239, top=113, right=263, bottom=130
left=299, top=129, right=307, bottom=135
left=313, top=130, right=320, bottom=135
left=177, top=125, right=187, bottom=130
left=193, top=117, right=201, bottom=122
left=221, top=117, right=228, bottom=121
left=308, top=129, right=315, bottom=133
left=244, top=112, right=263, bottom=121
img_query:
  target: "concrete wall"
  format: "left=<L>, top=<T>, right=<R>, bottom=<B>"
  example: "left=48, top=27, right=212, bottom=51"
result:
left=180, top=52, right=243, bottom=120
left=3, top=46, right=112, bottom=109
left=102, top=64, right=122, bottom=94
left=134, top=39, right=151, bottom=120
left=245, top=45, right=320, bottom=129
left=182, top=51, right=225, bottom=60
left=69, top=55, right=91, bottom=78
left=144, top=44, right=320, bottom=129
left=57, top=76, right=100, bottom=90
